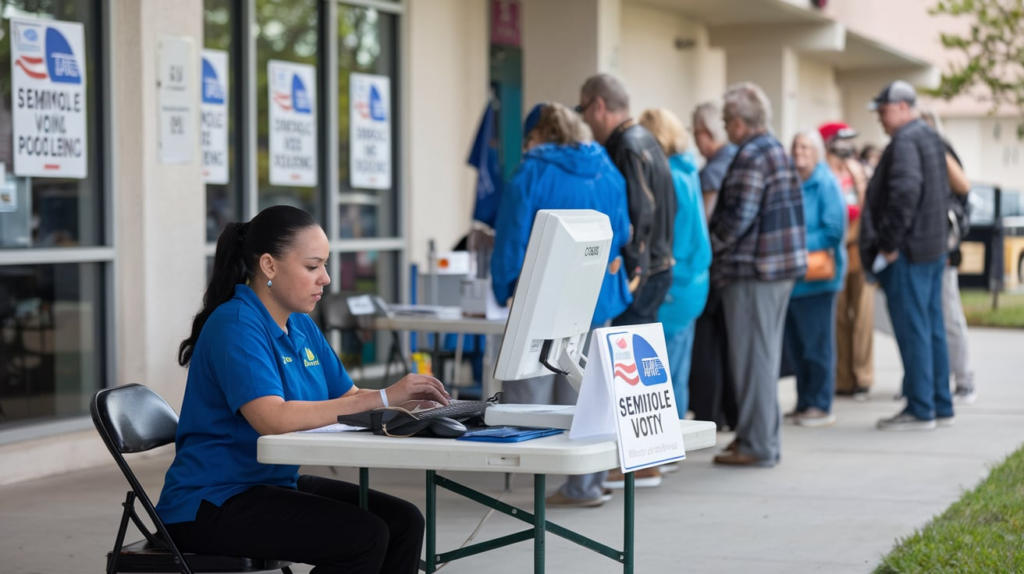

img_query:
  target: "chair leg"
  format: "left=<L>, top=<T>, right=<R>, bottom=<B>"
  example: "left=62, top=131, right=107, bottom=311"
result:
left=108, top=491, right=135, bottom=574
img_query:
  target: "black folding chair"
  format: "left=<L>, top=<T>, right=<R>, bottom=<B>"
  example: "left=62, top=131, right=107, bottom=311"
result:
left=91, top=383, right=293, bottom=574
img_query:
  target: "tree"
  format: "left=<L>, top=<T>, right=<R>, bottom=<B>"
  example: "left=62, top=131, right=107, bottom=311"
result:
left=931, top=0, right=1024, bottom=137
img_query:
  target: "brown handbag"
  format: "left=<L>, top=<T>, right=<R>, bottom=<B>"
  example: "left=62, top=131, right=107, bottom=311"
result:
left=805, top=249, right=836, bottom=282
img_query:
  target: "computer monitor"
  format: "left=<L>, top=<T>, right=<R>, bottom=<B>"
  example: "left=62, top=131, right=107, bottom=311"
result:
left=492, top=209, right=613, bottom=391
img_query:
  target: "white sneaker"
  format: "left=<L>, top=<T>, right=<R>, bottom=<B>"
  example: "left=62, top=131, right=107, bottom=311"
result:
left=796, top=408, right=836, bottom=427
left=877, top=412, right=936, bottom=431
left=937, top=415, right=956, bottom=427
left=953, top=388, right=977, bottom=405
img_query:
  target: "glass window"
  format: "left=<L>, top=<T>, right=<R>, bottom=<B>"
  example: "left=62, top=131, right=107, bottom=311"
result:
left=337, top=5, right=398, bottom=239
left=203, top=0, right=240, bottom=242
left=255, top=0, right=321, bottom=217
left=0, top=1, right=104, bottom=249
left=0, top=262, right=104, bottom=427
left=333, top=250, right=398, bottom=367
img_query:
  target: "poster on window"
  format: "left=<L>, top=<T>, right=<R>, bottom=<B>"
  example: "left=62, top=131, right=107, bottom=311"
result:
left=349, top=73, right=391, bottom=190
left=268, top=60, right=317, bottom=187
left=201, top=49, right=229, bottom=184
left=9, top=17, right=88, bottom=179
left=158, top=35, right=195, bottom=164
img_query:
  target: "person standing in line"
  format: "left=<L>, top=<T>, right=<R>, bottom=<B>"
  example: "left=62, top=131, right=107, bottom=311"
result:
left=784, top=130, right=847, bottom=427
left=820, top=122, right=875, bottom=401
left=688, top=102, right=739, bottom=432
left=638, top=108, right=711, bottom=425
left=577, top=73, right=676, bottom=487
left=491, top=102, right=632, bottom=507
left=693, top=102, right=740, bottom=219
left=708, top=82, right=807, bottom=467
left=860, top=81, right=954, bottom=431
left=920, top=108, right=976, bottom=404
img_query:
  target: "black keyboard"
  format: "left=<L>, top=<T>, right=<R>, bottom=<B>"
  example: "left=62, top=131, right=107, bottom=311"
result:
left=415, top=399, right=489, bottom=421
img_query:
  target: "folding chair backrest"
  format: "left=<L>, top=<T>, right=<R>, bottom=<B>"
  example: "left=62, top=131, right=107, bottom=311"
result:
left=92, top=383, right=178, bottom=455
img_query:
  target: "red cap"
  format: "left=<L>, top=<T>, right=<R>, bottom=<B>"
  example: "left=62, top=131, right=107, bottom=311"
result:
left=818, top=122, right=857, bottom=143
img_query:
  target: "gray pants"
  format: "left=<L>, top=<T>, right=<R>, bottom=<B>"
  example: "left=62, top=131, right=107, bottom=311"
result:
left=942, top=266, right=974, bottom=391
left=502, top=374, right=607, bottom=500
left=722, top=279, right=794, bottom=464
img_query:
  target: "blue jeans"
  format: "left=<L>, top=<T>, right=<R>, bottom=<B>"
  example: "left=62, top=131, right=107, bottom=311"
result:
left=783, top=292, right=837, bottom=413
left=665, top=323, right=695, bottom=418
left=878, top=254, right=952, bottom=420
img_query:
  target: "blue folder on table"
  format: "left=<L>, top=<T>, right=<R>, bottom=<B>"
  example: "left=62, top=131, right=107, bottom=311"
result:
left=456, top=427, right=563, bottom=443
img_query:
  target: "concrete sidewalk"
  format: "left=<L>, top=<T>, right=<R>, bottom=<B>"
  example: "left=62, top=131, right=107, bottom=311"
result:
left=3, top=328, right=1023, bottom=574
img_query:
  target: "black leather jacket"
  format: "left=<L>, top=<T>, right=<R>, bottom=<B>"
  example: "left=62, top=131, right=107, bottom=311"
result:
left=604, top=120, right=677, bottom=279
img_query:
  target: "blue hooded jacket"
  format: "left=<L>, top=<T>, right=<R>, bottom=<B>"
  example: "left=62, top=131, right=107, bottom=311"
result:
left=492, top=141, right=633, bottom=327
left=792, top=161, right=847, bottom=298
left=659, top=152, right=711, bottom=333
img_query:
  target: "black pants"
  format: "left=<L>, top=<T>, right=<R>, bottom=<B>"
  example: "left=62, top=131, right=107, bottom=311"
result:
left=166, top=475, right=424, bottom=574
left=613, top=269, right=672, bottom=326
left=688, top=289, right=738, bottom=430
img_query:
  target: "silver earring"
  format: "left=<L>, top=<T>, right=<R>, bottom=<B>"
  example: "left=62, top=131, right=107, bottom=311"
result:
left=267, top=280, right=272, bottom=288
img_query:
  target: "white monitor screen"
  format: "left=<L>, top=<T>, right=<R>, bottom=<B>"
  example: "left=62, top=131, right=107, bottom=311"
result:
left=493, top=209, right=612, bottom=389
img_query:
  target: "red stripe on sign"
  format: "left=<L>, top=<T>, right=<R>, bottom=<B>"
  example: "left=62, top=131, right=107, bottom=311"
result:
left=291, top=174, right=300, bottom=180
left=15, top=60, right=47, bottom=79
left=44, top=164, right=60, bottom=170
left=21, top=55, right=44, bottom=64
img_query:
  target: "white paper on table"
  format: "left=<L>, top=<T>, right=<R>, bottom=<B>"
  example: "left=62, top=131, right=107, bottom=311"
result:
left=298, top=423, right=365, bottom=433
left=568, top=332, right=617, bottom=441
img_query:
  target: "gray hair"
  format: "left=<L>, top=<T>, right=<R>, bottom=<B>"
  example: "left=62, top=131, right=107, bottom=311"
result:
left=580, top=73, right=630, bottom=113
left=692, top=102, right=728, bottom=144
left=919, top=108, right=944, bottom=136
left=723, top=82, right=772, bottom=131
left=793, top=129, right=826, bottom=164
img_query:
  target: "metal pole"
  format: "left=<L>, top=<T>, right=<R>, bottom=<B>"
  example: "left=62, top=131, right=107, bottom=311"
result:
left=534, top=474, right=546, bottom=573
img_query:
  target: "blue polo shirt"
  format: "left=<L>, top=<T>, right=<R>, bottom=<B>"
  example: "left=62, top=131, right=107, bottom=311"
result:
left=156, top=284, right=354, bottom=524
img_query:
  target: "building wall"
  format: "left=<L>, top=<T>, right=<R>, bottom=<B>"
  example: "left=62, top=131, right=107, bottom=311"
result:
left=406, top=0, right=488, bottom=267
left=795, top=55, right=842, bottom=136
left=0, top=0, right=205, bottom=486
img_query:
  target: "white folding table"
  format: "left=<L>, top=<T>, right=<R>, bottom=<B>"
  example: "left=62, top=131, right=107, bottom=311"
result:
left=258, top=419, right=717, bottom=573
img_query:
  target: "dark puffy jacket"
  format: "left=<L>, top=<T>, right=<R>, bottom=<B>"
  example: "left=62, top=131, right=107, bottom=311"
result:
left=604, top=121, right=677, bottom=280
left=859, top=118, right=950, bottom=267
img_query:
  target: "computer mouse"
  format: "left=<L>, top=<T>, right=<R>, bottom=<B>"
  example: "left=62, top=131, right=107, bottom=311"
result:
left=428, top=417, right=467, bottom=438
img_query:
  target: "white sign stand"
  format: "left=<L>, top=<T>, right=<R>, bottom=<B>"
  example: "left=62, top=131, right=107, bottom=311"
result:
left=201, top=49, right=229, bottom=183
left=268, top=60, right=317, bottom=187
left=10, top=17, right=88, bottom=179
left=570, top=323, right=685, bottom=472
left=158, top=36, right=195, bottom=164
left=349, top=73, right=391, bottom=189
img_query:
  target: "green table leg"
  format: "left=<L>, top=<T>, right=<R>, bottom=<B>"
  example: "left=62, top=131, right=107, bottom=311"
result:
left=624, top=472, right=634, bottom=573
left=534, top=474, right=545, bottom=573
left=359, top=468, right=369, bottom=510
left=425, top=470, right=437, bottom=573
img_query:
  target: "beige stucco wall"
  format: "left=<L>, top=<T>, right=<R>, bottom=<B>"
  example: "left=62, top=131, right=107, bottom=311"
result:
left=406, top=0, right=488, bottom=267
left=795, top=55, right=842, bottom=137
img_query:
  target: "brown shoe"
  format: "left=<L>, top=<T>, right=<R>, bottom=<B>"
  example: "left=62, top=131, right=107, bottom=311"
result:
left=712, top=451, right=775, bottom=467
left=545, top=490, right=610, bottom=508
left=602, top=467, right=662, bottom=489
left=723, top=439, right=739, bottom=453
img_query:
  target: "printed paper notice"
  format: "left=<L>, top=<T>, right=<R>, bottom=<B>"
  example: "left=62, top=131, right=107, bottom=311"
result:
left=350, top=73, right=391, bottom=189
left=10, top=17, right=88, bottom=178
left=268, top=60, right=317, bottom=187
left=201, top=49, right=229, bottom=183
left=158, top=35, right=195, bottom=164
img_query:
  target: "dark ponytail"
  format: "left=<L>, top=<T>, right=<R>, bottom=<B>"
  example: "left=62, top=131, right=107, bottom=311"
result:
left=178, top=206, right=320, bottom=366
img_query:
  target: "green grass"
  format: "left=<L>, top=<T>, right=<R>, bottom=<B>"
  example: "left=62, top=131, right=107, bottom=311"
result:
left=875, top=445, right=1024, bottom=573
left=960, top=289, right=1024, bottom=328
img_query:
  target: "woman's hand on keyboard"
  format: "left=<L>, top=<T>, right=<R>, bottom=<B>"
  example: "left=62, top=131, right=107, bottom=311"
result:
left=387, top=374, right=450, bottom=407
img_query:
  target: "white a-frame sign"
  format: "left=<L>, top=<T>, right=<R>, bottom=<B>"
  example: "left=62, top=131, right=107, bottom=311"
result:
left=570, top=323, right=686, bottom=472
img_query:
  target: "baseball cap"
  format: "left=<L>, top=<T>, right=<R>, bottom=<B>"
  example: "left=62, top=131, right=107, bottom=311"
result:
left=868, top=80, right=917, bottom=110
left=818, top=121, right=858, bottom=143
left=523, top=103, right=545, bottom=138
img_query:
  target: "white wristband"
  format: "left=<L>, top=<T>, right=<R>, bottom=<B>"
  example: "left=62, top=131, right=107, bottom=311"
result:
left=379, top=388, right=389, bottom=408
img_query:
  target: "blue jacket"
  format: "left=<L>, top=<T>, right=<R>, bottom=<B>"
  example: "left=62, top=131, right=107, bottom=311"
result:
left=659, top=152, right=711, bottom=333
left=792, top=161, right=847, bottom=298
left=492, top=142, right=633, bottom=327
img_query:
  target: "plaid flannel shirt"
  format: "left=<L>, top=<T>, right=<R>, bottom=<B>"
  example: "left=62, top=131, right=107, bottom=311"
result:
left=709, top=132, right=807, bottom=286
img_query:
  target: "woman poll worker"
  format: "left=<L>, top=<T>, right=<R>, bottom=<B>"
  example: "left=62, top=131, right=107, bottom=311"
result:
left=155, top=206, right=448, bottom=574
